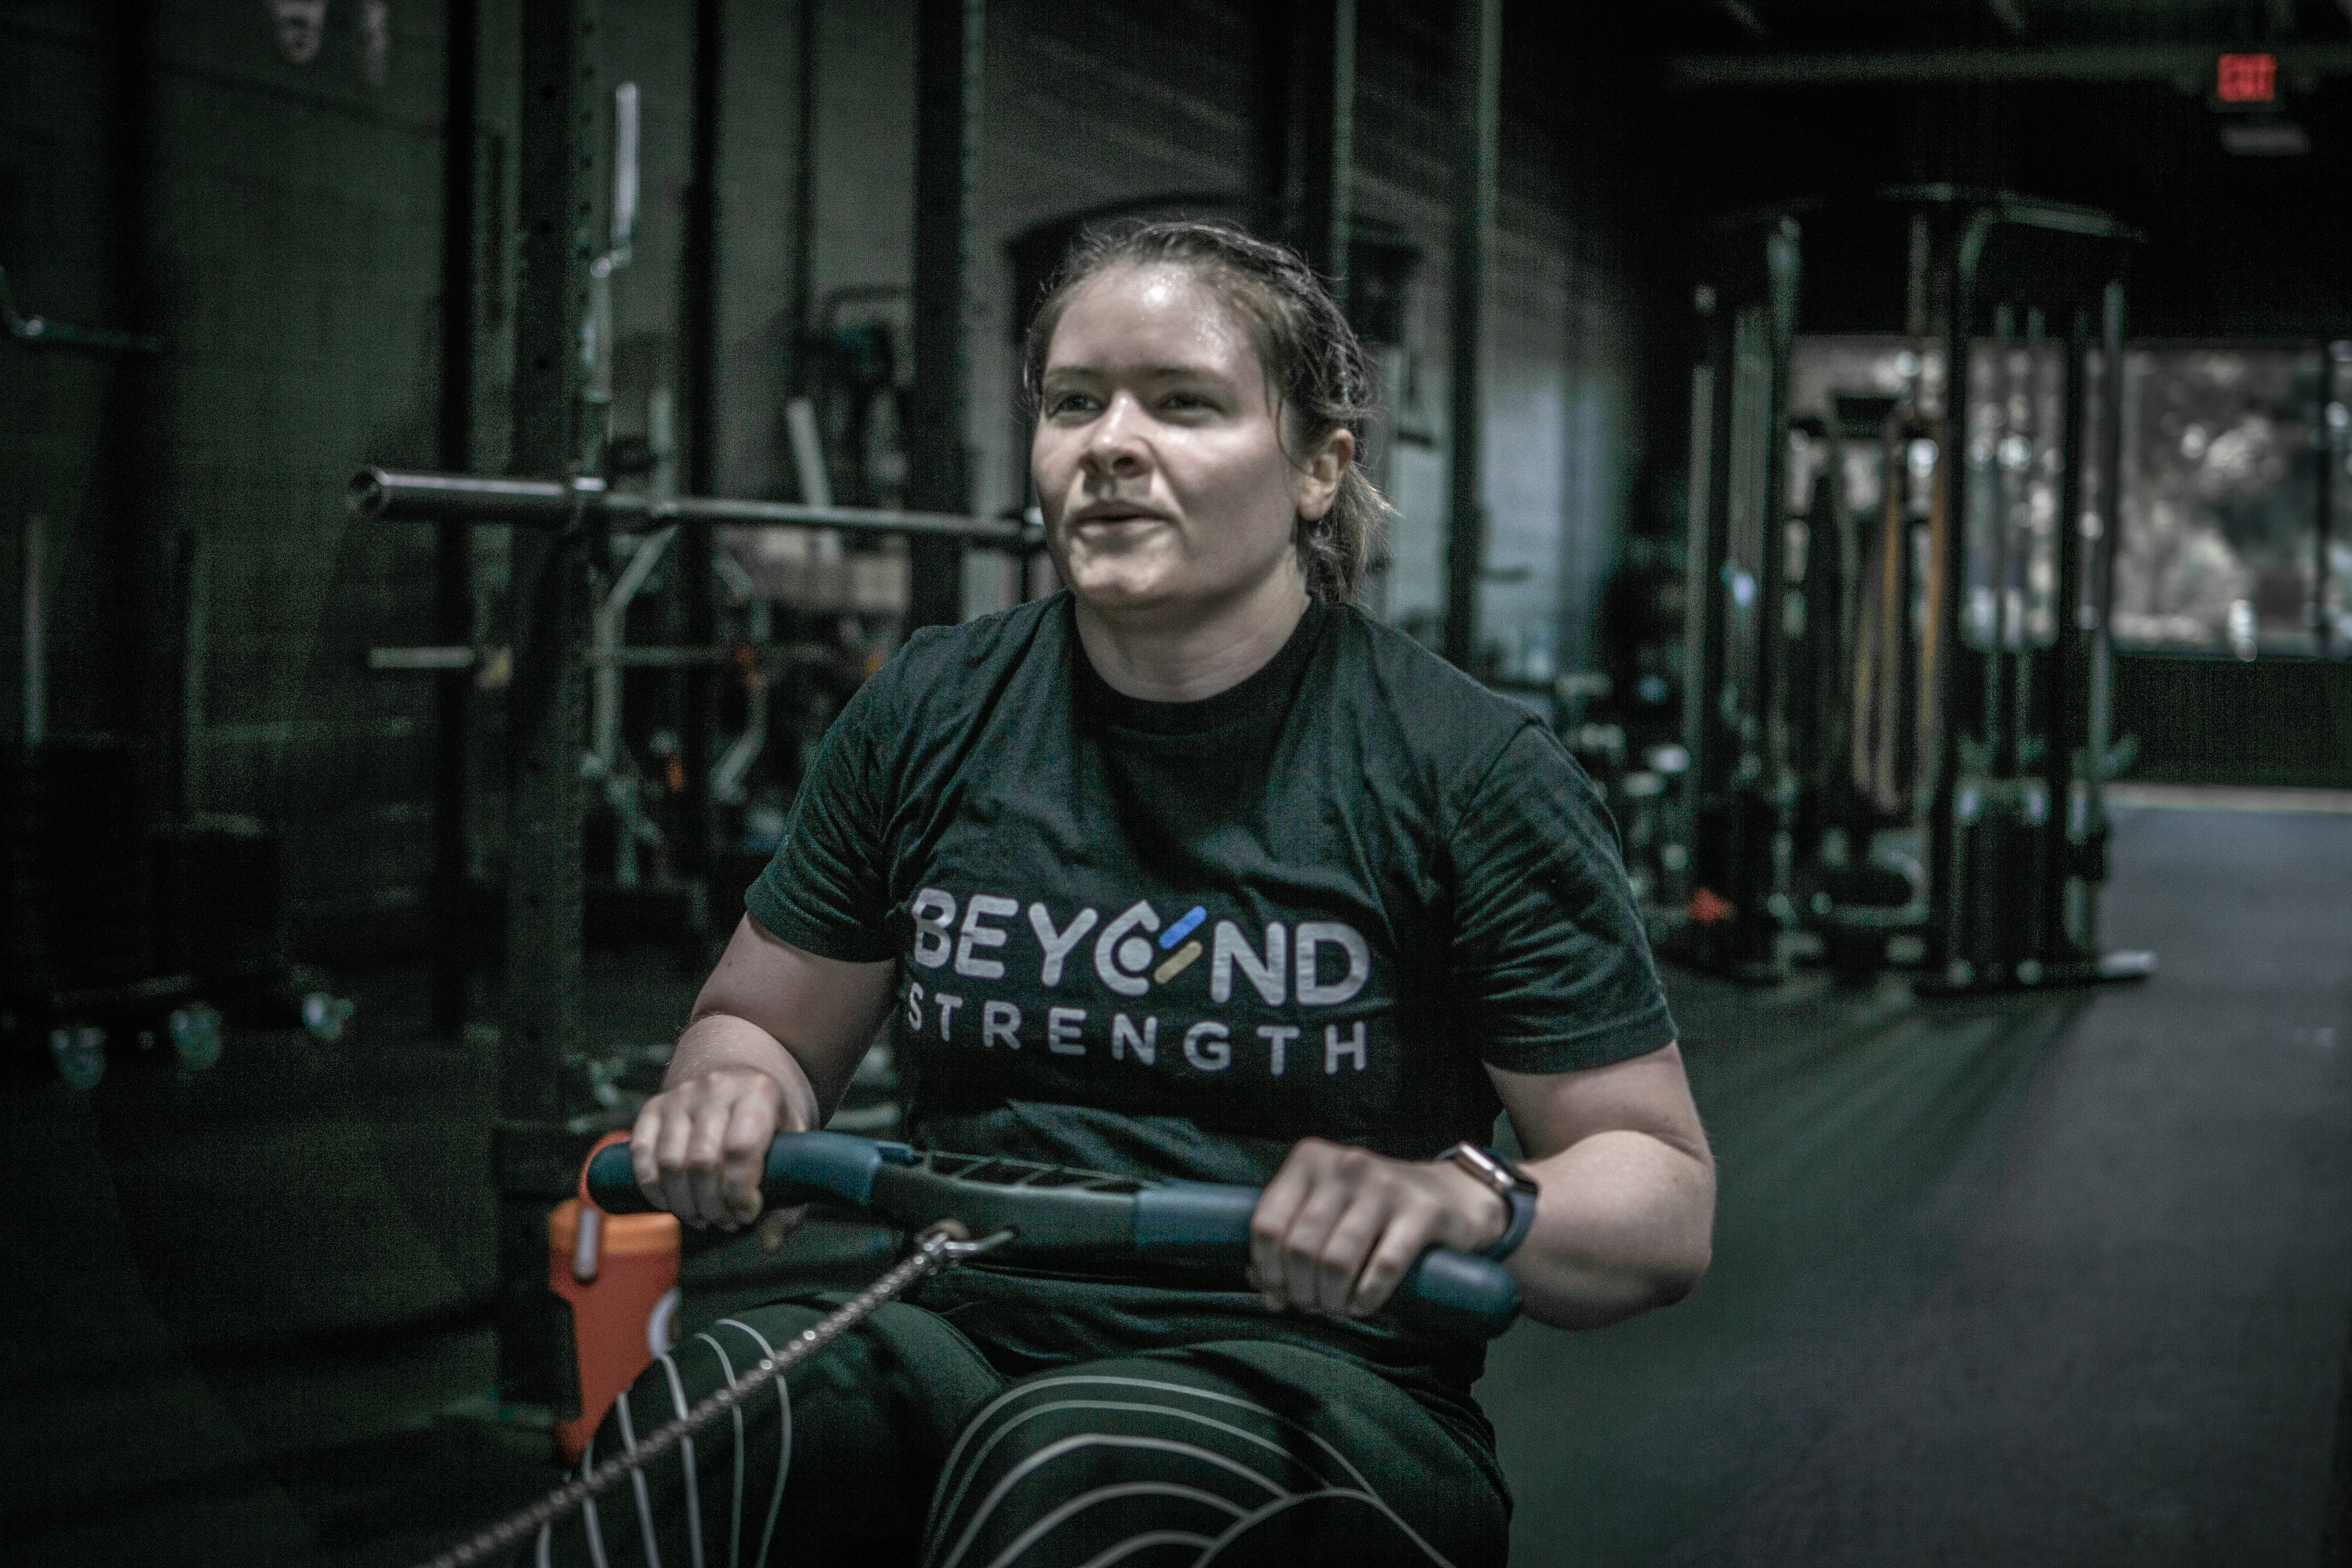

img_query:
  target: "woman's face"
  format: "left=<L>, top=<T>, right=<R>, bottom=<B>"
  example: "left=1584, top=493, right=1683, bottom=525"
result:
left=1032, top=262, right=1347, bottom=621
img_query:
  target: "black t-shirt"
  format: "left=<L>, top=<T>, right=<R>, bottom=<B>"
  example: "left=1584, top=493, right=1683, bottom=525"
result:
left=746, top=592, right=1675, bottom=1442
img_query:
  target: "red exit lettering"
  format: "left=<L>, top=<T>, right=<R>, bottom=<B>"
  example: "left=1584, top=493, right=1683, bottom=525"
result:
left=2216, top=53, right=2279, bottom=105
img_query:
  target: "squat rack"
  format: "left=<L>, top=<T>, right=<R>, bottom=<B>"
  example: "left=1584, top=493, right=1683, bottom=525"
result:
left=358, top=0, right=1013, bottom=1414
left=357, top=465, right=1034, bottom=1417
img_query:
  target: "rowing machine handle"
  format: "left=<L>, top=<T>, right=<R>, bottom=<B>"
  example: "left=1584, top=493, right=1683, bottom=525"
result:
left=584, top=1134, right=1522, bottom=1341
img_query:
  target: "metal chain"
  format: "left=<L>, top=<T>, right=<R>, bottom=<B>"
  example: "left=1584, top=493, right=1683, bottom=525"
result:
left=416, top=1221, right=1008, bottom=1568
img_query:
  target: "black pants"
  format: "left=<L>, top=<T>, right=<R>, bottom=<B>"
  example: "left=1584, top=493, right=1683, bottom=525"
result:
left=533, top=1296, right=1509, bottom=1568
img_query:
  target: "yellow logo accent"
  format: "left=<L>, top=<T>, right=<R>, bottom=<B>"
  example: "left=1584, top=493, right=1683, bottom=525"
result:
left=1152, top=940, right=1204, bottom=985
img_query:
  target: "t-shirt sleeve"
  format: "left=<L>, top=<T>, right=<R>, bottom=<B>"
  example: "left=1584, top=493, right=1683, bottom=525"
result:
left=743, top=670, right=901, bottom=962
left=1446, top=724, right=1678, bottom=1073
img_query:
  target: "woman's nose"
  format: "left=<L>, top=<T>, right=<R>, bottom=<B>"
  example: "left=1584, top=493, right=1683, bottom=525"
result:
left=1082, top=396, right=1149, bottom=477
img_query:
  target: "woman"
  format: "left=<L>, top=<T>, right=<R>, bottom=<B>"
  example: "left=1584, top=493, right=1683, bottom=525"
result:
left=560, top=221, right=1714, bottom=1568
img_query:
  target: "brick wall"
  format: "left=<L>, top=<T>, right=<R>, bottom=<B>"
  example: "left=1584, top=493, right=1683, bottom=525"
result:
left=2, top=0, right=448, bottom=953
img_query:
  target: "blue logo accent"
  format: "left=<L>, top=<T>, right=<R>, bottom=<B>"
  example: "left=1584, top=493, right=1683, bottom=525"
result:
left=1161, top=905, right=1207, bottom=949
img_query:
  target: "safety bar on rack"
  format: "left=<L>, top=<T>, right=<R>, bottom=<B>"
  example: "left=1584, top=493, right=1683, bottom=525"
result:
left=348, top=466, right=1045, bottom=549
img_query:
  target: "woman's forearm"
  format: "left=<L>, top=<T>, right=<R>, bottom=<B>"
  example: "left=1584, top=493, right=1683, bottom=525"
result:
left=1510, top=1129, right=1716, bottom=1329
left=664, top=1011, right=828, bottom=1133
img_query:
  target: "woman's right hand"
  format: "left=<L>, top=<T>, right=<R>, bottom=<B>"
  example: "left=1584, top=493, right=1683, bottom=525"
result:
left=629, top=1065, right=798, bottom=1232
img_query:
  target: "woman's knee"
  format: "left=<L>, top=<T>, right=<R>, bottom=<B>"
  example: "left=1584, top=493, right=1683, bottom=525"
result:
left=920, top=1351, right=1505, bottom=1568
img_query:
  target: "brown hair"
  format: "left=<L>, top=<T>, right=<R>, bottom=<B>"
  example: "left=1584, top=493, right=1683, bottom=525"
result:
left=1022, top=219, right=1392, bottom=604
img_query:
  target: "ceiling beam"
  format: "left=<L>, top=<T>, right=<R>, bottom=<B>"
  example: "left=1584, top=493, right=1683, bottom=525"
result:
left=1666, top=40, right=2352, bottom=90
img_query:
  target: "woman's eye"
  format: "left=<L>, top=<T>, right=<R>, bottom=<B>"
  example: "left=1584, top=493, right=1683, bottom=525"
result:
left=1049, top=392, right=1096, bottom=416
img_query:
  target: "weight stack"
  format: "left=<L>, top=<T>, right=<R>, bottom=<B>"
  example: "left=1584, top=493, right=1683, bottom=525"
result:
left=0, top=743, right=155, bottom=1002
left=1958, top=796, right=2044, bottom=983
left=151, top=817, right=289, bottom=985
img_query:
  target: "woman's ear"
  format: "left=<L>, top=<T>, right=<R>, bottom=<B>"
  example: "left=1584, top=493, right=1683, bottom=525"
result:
left=1294, top=426, right=1355, bottom=522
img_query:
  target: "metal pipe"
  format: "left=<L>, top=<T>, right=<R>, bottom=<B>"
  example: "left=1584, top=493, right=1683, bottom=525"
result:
left=2080, top=278, right=2129, bottom=953
left=370, top=646, right=479, bottom=671
left=2318, top=345, right=2340, bottom=658
left=1752, top=222, right=1800, bottom=801
left=1924, top=206, right=1997, bottom=983
left=496, top=0, right=599, bottom=1412
left=1666, top=40, right=2352, bottom=91
left=1984, top=303, right=2014, bottom=775
left=679, top=0, right=721, bottom=886
left=0, top=264, right=168, bottom=356
left=661, top=495, right=1038, bottom=544
left=1277, top=0, right=1356, bottom=291
left=790, top=0, right=818, bottom=397
left=2039, top=304, right=2093, bottom=958
left=432, top=0, right=479, bottom=1038
left=907, top=0, right=987, bottom=628
left=353, top=469, right=584, bottom=525
left=1441, top=0, right=1501, bottom=670
left=349, top=466, right=1043, bottom=547
left=369, top=643, right=840, bottom=672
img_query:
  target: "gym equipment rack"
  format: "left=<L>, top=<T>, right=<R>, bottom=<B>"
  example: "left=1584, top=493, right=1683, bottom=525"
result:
left=1673, top=187, right=2154, bottom=994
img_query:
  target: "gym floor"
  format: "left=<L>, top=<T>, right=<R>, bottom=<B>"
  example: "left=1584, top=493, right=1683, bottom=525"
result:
left=6, top=795, right=2348, bottom=1567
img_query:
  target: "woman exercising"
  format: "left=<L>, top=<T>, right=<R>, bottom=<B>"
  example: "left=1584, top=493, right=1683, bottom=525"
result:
left=552, top=220, right=1714, bottom=1568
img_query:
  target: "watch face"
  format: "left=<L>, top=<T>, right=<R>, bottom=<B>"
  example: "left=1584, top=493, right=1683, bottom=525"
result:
left=1451, top=1143, right=1528, bottom=1193
left=1454, top=1143, right=1539, bottom=1196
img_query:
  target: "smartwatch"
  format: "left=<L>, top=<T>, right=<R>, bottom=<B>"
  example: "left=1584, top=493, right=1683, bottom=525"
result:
left=1441, top=1142, right=1541, bottom=1260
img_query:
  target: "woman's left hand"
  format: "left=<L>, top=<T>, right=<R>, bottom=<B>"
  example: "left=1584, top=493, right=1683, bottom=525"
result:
left=1248, top=1137, right=1510, bottom=1319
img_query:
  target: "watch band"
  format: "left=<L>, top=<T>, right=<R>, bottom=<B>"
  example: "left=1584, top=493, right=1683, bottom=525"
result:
left=1442, top=1142, right=1540, bottom=1260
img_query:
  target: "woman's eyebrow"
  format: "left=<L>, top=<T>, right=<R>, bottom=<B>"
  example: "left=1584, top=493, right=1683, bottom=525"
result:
left=1043, top=362, right=1227, bottom=380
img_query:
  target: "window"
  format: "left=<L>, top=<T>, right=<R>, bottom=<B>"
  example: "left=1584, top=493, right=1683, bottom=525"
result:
left=2114, top=346, right=2329, bottom=657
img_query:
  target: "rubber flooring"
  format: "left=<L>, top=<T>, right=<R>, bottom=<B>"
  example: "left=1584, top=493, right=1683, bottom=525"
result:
left=1485, top=799, right=2352, bottom=1566
left=2, top=799, right=2347, bottom=1566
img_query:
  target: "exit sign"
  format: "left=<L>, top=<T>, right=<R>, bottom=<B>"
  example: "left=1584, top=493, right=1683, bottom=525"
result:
left=2216, top=53, right=2279, bottom=104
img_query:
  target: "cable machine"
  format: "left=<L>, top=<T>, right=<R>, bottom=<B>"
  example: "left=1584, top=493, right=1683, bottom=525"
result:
left=1673, top=187, right=2154, bottom=993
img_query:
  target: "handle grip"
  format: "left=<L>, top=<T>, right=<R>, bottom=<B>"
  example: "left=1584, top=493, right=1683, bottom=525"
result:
left=584, top=1129, right=918, bottom=1215
left=1133, top=1181, right=1521, bottom=1340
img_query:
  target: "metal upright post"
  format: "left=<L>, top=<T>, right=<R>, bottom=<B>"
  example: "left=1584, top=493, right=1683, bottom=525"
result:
left=1276, top=0, right=1355, bottom=293
left=2080, top=278, right=2128, bottom=955
left=1441, top=0, right=1499, bottom=670
left=2008, top=306, right=2046, bottom=782
left=789, top=0, right=818, bottom=397
left=432, top=0, right=480, bottom=1035
left=1679, top=318, right=1725, bottom=903
left=2038, top=303, right=2092, bottom=962
left=1984, top=304, right=2016, bottom=778
left=498, top=0, right=599, bottom=1410
left=1723, top=221, right=1800, bottom=976
left=1924, top=208, right=1990, bottom=987
left=678, top=0, right=722, bottom=886
left=1748, top=227, right=1800, bottom=779
left=2318, top=345, right=2339, bottom=659
left=907, top=0, right=985, bottom=630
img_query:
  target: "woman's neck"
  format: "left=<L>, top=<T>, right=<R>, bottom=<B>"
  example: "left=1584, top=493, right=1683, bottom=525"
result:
left=1071, top=565, right=1312, bottom=704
